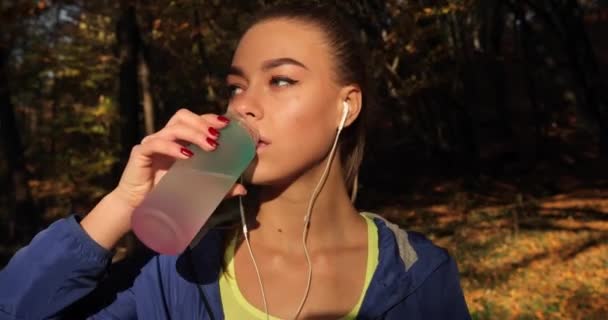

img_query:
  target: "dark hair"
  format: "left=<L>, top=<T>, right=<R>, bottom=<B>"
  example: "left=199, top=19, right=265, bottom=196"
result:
left=249, top=1, right=373, bottom=190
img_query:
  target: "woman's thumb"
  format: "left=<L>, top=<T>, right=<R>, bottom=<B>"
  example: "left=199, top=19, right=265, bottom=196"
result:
left=226, top=183, right=248, bottom=198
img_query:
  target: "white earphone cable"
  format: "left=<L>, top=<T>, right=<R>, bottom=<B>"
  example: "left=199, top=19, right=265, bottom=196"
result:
left=239, top=189, right=269, bottom=320
left=239, top=104, right=349, bottom=319
left=292, top=123, right=344, bottom=319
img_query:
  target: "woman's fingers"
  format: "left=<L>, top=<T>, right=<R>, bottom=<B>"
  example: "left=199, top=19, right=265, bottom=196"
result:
left=135, top=136, right=194, bottom=160
left=137, top=135, right=247, bottom=198
left=166, top=109, right=230, bottom=132
left=140, top=137, right=247, bottom=194
left=200, top=113, right=231, bottom=128
left=153, top=124, right=219, bottom=152
left=225, top=183, right=248, bottom=198
left=160, top=109, right=231, bottom=151
left=165, top=108, right=200, bottom=127
left=133, top=108, right=234, bottom=168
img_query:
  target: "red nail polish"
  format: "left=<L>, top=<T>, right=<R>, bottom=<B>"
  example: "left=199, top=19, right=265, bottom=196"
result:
left=180, top=147, right=194, bottom=157
left=208, top=127, right=220, bottom=136
left=217, top=115, right=230, bottom=123
left=206, top=137, right=219, bottom=148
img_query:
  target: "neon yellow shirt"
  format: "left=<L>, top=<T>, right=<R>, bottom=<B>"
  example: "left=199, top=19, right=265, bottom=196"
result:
left=219, top=214, right=379, bottom=319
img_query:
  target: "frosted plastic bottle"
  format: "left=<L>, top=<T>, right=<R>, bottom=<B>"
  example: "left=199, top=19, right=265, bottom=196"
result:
left=131, top=112, right=258, bottom=255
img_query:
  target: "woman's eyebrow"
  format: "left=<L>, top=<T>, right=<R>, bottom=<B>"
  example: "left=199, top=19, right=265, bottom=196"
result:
left=261, top=57, right=308, bottom=71
left=227, top=65, right=245, bottom=78
left=227, top=58, right=308, bottom=78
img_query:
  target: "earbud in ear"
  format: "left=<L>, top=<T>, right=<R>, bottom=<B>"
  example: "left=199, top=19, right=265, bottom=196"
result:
left=338, top=101, right=349, bottom=131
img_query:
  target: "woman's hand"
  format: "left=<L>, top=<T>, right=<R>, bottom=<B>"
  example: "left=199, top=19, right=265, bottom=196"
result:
left=81, top=109, right=247, bottom=249
left=112, top=109, right=248, bottom=210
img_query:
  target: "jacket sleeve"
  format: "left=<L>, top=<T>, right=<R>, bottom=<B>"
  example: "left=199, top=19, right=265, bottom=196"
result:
left=417, top=256, right=471, bottom=319
left=0, top=215, right=136, bottom=319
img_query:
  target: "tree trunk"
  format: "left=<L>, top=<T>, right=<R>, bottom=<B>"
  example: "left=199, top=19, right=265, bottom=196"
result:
left=449, top=10, right=481, bottom=178
left=192, top=9, right=211, bottom=108
left=138, top=51, right=155, bottom=135
left=487, top=2, right=513, bottom=139
left=0, top=45, right=36, bottom=242
left=515, top=5, right=543, bottom=164
left=561, top=0, right=608, bottom=157
left=114, top=4, right=142, bottom=179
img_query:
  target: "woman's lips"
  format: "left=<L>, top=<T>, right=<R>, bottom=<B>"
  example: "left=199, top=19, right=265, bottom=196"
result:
left=256, top=140, right=269, bottom=151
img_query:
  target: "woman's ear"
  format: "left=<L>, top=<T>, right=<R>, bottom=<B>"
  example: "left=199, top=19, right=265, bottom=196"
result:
left=337, top=85, right=362, bottom=128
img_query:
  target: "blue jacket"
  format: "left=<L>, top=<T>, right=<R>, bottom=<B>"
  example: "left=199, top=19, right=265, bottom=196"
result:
left=0, top=213, right=470, bottom=319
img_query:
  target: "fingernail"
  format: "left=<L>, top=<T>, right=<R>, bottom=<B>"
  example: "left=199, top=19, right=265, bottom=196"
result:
left=208, top=127, right=220, bottom=136
left=207, top=137, right=219, bottom=148
left=217, top=115, right=230, bottom=123
left=180, top=147, right=194, bottom=157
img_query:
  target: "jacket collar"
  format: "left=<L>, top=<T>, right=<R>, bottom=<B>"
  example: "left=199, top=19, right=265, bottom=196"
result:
left=359, top=213, right=450, bottom=318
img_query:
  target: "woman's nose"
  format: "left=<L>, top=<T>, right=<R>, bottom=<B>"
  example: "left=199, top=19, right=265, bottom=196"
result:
left=229, top=95, right=264, bottom=120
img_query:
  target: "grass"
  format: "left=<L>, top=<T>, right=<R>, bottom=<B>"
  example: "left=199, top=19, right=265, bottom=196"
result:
left=375, top=185, right=608, bottom=320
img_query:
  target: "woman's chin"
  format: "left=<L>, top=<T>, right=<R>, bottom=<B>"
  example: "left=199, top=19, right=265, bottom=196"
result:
left=241, top=169, right=289, bottom=188
left=242, top=174, right=273, bottom=187
left=241, top=166, right=269, bottom=185
left=241, top=160, right=301, bottom=187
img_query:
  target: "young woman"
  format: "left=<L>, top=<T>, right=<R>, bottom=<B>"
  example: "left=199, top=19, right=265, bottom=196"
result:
left=0, top=3, right=470, bottom=319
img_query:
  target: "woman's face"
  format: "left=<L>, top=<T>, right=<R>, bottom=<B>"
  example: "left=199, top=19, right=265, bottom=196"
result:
left=227, top=18, right=343, bottom=186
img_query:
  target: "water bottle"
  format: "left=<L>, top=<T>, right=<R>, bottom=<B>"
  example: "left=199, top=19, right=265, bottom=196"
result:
left=131, top=111, right=258, bottom=255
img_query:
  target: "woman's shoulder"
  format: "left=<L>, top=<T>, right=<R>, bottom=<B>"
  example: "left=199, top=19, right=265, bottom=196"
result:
left=361, top=211, right=450, bottom=271
left=357, top=212, right=467, bottom=317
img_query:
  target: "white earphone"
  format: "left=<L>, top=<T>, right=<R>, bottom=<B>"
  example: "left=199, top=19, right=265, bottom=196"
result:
left=338, top=100, right=350, bottom=131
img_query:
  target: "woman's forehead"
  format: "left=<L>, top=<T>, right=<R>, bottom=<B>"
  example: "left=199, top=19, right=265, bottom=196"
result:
left=232, top=19, right=332, bottom=71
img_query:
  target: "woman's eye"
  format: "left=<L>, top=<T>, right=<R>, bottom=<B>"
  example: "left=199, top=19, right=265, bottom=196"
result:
left=270, top=77, right=298, bottom=88
left=228, top=85, right=244, bottom=97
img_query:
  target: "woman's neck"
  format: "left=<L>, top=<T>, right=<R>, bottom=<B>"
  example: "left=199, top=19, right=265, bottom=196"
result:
left=247, top=158, right=363, bottom=253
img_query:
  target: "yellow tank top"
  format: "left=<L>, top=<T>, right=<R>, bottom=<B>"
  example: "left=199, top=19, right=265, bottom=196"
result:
left=219, top=214, right=379, bottom=319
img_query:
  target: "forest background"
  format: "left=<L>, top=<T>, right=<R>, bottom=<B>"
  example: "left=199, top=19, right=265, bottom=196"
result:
left=1, top=1, right=607, bottom=319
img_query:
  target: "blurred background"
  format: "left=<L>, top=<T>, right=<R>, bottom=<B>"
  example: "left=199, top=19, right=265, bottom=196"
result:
left=1, top=0, right=607, bottom=318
